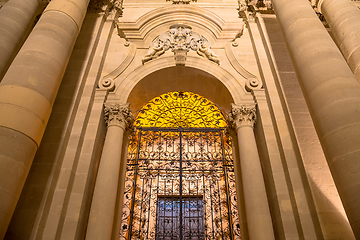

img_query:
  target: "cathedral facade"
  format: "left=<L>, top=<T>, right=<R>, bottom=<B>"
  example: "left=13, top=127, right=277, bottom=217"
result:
left=0, top=0, right=360, bottom=239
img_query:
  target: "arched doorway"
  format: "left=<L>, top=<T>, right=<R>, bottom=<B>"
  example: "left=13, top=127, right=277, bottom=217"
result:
left=119, top=92, right=241, bottom=240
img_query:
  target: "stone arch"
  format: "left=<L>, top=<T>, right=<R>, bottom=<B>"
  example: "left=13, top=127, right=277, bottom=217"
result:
left=111, top=55, right=254, bottom=111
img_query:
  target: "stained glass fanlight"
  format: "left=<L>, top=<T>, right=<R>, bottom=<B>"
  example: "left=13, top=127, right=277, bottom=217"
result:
left=135, top=91, right=227, bottom=128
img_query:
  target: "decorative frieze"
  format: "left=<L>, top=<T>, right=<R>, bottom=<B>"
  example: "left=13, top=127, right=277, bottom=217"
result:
left=142, top=24, right=220, bottom=65
left=104, top=103, right=134, bottom=131
left=227, top=103, right=257, bottom=129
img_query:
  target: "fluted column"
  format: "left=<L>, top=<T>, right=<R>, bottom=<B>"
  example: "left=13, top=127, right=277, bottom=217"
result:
left=271, top=0, right=360, bottom=237
left=318, top=0, right=360, bottom=82
left=228, top=103, right=275, bottom=240
left=0, top=0, right=89, bottom=238
left=0, top=0, right=46, bottom=81
left=86, top=104, right=134, bottom=240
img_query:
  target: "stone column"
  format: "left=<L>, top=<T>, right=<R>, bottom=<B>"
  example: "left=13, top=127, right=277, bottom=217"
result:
left=0, top=0, right=46, bottom=81
left=86, top=104, right=134, bottom=240
left=271, top=0, right=360, bottom=237
left=228, top=103, right=275, bottom=240
left=0, top=0, right=89, bottom=238
left=318, top=0, right=360, bottom=82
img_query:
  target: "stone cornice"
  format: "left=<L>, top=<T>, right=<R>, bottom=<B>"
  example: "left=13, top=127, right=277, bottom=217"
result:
left=104, top=103, right=134, bottom=131
left=227, top=103, right=257, bottom=129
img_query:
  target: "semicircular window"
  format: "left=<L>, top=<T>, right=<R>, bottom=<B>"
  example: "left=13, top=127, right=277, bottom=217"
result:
left=135, top=91, right=227, bottom=128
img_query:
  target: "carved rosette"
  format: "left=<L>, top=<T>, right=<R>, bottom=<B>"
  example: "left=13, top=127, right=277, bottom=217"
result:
left=98, top=77, right=115, bottom=91
left=227, top=103, right=257, bottom=129
left=245, top=78, right=262, bottom=92
left=104, top=104, right=135, bottom=132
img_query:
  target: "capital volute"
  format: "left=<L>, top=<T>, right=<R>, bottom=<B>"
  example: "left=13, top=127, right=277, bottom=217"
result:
left=104, top=103, right=134, bottom=130
left=227, top=103, right=257, bottom=129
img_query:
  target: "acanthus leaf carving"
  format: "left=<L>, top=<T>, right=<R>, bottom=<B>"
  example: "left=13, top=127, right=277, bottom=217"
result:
left=227, top=103, right=257, bottom=129
left=104, top=103, right=135, bottom=132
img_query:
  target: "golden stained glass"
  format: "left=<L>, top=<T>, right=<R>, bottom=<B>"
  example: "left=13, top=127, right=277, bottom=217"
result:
left=135, top=91, right=227, bottom=128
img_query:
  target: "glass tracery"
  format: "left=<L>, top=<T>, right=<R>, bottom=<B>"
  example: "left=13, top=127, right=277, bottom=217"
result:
left=135, top=91, right=227, bottom=128
left=120, top=92, right=240, bottom=240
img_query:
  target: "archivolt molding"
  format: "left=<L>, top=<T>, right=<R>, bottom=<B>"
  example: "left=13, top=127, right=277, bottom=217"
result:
left=108, top=55, right=252, bottom=106
left=116, top=5, right=243, bottom=46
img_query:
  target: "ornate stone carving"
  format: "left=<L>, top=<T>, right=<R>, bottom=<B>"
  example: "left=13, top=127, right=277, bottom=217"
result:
left=104, top=103, right=134, bottom=131
left=142, top=24, right=220, bottom=65
left=238, top=0, right=257, bottom=20
left=227, top=103, right=257, bottom=129
left=166, top=0, right=196, bottom=4
left=238, top=0, right=274, bottom=20
left=88, top=0, right=123, bottom=16
left=196, top=42, right=220, bottom=65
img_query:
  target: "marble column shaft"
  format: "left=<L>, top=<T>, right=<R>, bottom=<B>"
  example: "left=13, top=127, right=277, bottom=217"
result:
left=86, top=104, right=133, bottom=240
left=319, top=0, right=360, bottom=82
left=229, top=103, right=275, bottom=240
left=271, top=0, right=360, bottom=237
left=0, top=0, right=43, bottom=81
left=0, top=0, right=89, bottom=238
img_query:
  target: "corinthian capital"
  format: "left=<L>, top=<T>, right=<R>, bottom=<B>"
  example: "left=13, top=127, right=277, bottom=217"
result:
left=227, top=103, right=257, bottom=129
left=104, top=103, right=134, bottom=130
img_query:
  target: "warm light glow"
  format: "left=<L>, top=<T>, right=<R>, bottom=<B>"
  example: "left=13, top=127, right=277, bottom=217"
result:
left=135, top=91, right=227, bottom=128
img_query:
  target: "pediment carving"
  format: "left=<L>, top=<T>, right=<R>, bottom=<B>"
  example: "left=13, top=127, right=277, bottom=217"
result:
left=142, top=24, right=220, bottom=65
